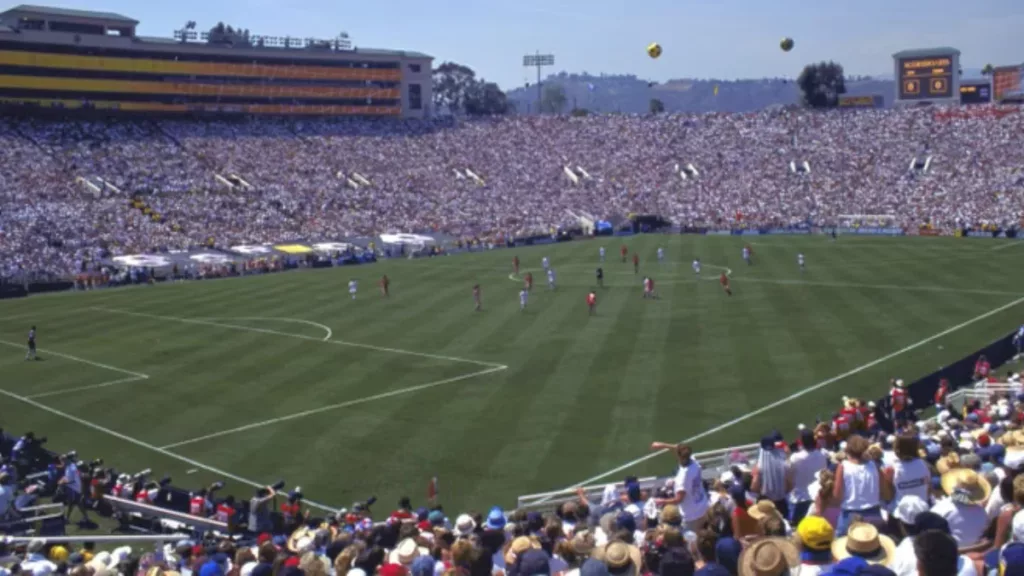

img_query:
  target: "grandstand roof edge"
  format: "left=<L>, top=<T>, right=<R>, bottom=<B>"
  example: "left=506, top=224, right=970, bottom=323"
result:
left=3, top=4, right=138, bottom=24
left=891, top=47, right=961, bottom=58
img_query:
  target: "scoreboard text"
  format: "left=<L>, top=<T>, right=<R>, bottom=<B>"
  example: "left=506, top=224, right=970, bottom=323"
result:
left=899, top=56, right=953, bottom=100
left=959, top=83, right=991, bottom=104
left=993, top=66, right=1023, bottom=101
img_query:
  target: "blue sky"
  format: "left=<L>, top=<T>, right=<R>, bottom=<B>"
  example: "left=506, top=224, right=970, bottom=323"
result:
left=40, top=0, right=1024, bottom=89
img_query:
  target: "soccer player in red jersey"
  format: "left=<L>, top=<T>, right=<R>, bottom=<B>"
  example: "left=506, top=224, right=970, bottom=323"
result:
left=587, top=291, right=597, bottom=315
left=379, top=275, right=390, bottom=297
left=472, top=284, right=482, bottom=311
left=524, top=272, right=533, bottom=291
left=720, top=273, right=732, bottom=296
left=513, top=256, right=520, bottom=275
left=633, top=253, right=639, bottom=274
left=620, top=245, right=628, bottom=263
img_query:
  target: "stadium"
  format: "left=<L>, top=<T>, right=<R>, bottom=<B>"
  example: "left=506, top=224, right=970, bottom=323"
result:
left=1, top=4, right=1024, bottom=576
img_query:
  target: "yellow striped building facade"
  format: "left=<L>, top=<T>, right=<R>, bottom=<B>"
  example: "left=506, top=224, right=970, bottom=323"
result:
left=0, top=5, right=433, bottom=117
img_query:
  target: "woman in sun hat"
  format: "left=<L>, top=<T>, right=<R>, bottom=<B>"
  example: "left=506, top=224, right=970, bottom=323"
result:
left=602, top=541, right=642, bottom=576
left=738, top=538, right=799, bottom=576
left=831, top=522, right=896, bottom=566
left=932, top=468, right=991, bottom=547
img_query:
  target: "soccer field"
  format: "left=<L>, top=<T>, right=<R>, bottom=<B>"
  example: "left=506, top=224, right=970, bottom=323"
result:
left=2, top=235, right=1023, bottom=514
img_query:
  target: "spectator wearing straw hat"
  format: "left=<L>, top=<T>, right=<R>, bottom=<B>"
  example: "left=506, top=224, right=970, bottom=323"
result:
left=931, top=470, right=991, bottom=547
left=601, top=541, right=642, bottom=576
left=831, top=523, right=896, bottom=567
left=738, top=538, right=798, bottom=576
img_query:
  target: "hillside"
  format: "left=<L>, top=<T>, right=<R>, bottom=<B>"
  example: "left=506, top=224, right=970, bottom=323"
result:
left=506, top=72, right=897, bottom=114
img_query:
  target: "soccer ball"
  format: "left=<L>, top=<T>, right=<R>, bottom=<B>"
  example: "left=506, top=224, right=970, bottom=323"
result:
left=780, top=37, right=794, bottom=52
left=647, top=43, right=662, bottom=59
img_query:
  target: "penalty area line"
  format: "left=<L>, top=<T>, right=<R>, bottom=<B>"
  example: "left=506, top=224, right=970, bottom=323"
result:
left=531, top=293, right=1024, bottom=505
left=159, top=365, right=508, bottom=449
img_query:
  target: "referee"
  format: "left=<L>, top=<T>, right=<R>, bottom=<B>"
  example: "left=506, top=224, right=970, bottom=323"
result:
left=596, top=267, right=604, bottom=288
left=25, top=325, right=36, bottom=361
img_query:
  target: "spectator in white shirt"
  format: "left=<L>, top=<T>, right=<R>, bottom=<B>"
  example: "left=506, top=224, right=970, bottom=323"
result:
left=58, top=454, right=90, bottom=524
left=21, top=540, right=56, bottom=576
left=788, top=429, right=827, bottom=525
left=885, top=435, right=932, bottom=514
left=931, top=469, right=991, bottom=548
left=833, top=435, right=891, bottom=536
left=652, top=442, right=710, bottom=531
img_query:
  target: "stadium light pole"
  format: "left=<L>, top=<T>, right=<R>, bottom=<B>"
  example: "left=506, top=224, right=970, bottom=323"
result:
left=523, top=52, right=554, bottom=114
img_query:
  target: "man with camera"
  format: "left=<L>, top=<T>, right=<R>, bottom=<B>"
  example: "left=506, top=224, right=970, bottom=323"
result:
left=249, top=482, right=281, bottom=533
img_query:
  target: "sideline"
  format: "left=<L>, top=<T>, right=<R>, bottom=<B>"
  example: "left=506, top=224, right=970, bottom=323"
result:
left=531, top=293, right=1024, bottom=504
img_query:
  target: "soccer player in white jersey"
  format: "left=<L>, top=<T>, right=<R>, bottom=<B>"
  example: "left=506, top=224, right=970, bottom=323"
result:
left=348, top=279, right=358, bottom=299
left=599, top=246, right=606, bottom=262
left=797, top=253, right=805, bottom=272
left=542, top=256, right=550, bottom=270
left=519, top=288, right=529, bottom=311
left=742, top=246, right=751, bottom=265
left=692, top=259, right=701, bottom=275
left=547, top=268, right=556, bottom=290
left=657, top=247, right=664, bottom=262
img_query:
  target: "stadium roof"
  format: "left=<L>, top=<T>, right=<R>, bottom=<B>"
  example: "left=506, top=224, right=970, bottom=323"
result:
left=354, top=47, right=431, bottom=59
left=892, top=47, right=960, bottom=58
left=2, top=4, right=137, bottom=24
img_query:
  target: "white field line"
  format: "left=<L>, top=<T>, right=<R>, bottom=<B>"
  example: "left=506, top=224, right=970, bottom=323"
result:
left=204, top=317, right=333, bottom=342
left=160, top=365, right=508, bottom=449
left=643, top=276, right=1022, bottom=297
left=0, top=340, right=148, bottom=379
left=91, top=307, right=505, bottom=369
left=0, top=342, right=339, bottom=513
left=532, top=293, right=1024, bottom=505
left=992, top=241, right=1024, bottom=251
left=27, top=376, right=147, bottom=399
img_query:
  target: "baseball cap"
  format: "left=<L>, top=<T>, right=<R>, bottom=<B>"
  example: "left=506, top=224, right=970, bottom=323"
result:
left=581, top=559, right=612, bottom=576
left=517, top=549, right=551, bottom=576
left=797, top=516, right=834, bottom=551
left=1002, top=543, right=1024, bottom=576
left=616, top=511, right=637, bottom=533
left=893, top=495, right=930, bottom=526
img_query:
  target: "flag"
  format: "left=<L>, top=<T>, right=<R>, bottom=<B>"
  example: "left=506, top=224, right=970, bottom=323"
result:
left=713, top=85, right=719, bottom=96
left=427, top=476, right=438, bottom=502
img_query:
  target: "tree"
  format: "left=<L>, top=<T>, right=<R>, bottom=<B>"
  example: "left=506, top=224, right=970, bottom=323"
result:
left=982, top=64, right=995, bottom=76
left=465, top=81, right=510, bottom=115
left=570, top=107, right=590, bottom=117
left=797, top=61, right=847, bottom=108
left=649, top=98, right=665, bottom=114
left=541, top=84, right=567, bottom=114
left=432, top=62, right=478, bottom=114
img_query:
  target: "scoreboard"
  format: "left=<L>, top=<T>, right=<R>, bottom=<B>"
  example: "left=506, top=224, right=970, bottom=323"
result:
left=959, top=83, right=991, bottom=104
left=892, top=48, right=960, bottom=104
left=993, top=66, right=1024, bottom=101
left=898, top=57, right=953, bottom=99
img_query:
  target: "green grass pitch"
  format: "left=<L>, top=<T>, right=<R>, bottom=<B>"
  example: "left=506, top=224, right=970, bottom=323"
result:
left=2, top=235, right=1023, bottom=514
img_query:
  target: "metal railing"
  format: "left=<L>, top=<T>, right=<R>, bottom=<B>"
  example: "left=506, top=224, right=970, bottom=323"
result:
left=516, top=443, right=760, bottom=513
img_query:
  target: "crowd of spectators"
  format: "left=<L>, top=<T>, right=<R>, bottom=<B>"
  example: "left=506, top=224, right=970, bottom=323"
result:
left=1, top=105, right=1023, bottom=280
left=8, top=376, right=1024, bottom=576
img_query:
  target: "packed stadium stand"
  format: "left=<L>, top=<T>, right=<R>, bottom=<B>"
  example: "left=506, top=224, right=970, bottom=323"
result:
left=2, top=105, right=1024, bottom=282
